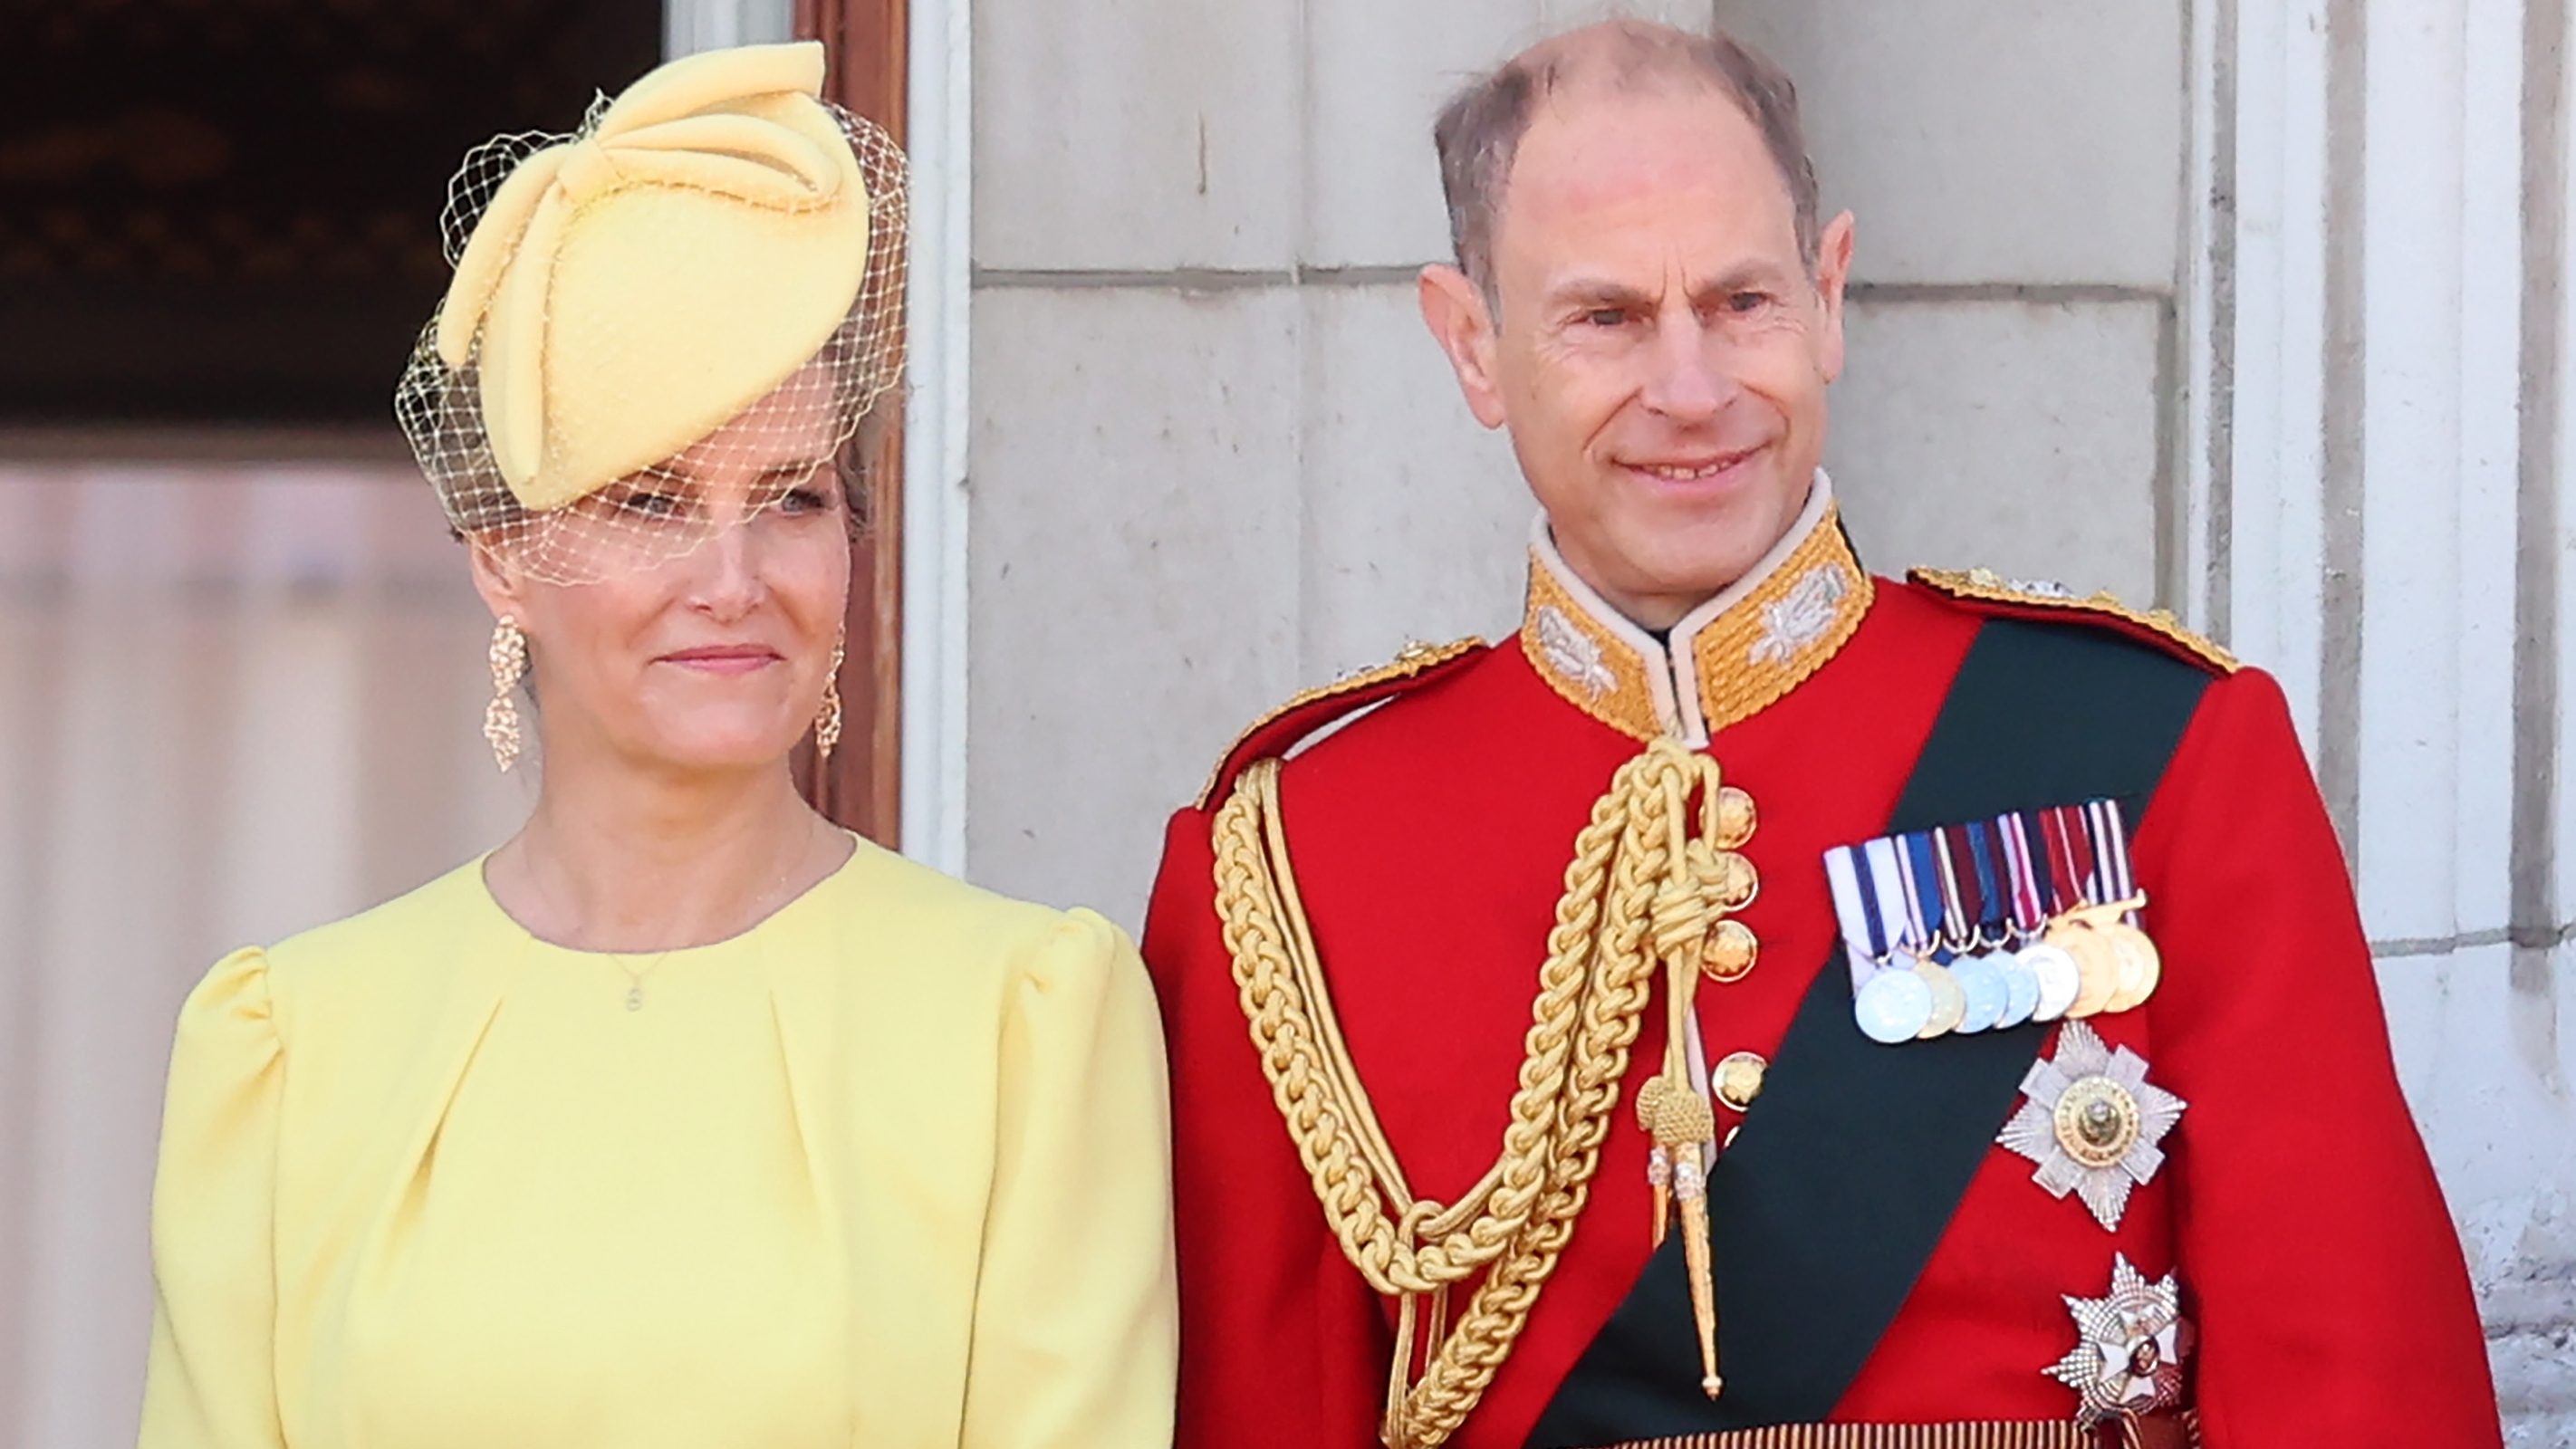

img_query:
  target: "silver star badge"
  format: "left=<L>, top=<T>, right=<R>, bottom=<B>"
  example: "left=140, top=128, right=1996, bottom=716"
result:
left=2046, top=1254, right=2192, bottom=1427
left=1998, top=1020, right=2185, bottom=1230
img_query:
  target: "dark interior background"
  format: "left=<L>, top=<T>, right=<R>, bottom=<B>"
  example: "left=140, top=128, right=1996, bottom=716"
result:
left=0, top=0, right=660, bottom=427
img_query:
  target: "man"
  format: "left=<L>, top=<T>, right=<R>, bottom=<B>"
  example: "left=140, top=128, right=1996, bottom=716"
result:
left=1143, top=20, right=2501, bottom=1449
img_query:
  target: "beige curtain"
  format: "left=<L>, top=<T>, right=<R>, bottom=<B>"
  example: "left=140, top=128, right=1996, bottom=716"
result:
left=0, top=462, right=529, bottom=1449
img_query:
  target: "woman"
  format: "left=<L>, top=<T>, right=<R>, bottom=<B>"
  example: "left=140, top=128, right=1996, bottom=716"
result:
left=139, top=43, right=1176, bottom=1449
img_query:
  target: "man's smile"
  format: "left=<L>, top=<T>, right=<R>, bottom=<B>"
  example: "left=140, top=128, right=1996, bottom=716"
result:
left=1617, top=443, right=1766, bottom=487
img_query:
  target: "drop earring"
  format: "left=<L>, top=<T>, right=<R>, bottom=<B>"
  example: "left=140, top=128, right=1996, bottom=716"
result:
left=485, top=615, right=528, bottom=773
left=814, top=635, right=845, bottom=763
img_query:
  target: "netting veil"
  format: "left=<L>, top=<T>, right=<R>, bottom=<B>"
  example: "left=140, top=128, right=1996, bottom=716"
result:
left=397, top=43, right=908, bottom=584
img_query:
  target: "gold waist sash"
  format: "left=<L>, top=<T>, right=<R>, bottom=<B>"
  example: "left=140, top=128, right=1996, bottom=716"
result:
left=1588, top=1410, right=2198, bottom=1449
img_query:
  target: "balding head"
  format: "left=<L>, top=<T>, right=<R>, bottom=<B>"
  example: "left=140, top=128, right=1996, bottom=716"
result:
left=1412, top=18, right=1856, bottom=630
left=1434, top=20, right=1820, bottom=294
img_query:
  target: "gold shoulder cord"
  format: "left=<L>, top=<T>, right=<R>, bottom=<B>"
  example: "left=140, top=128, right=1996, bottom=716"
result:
left=1907, top=568, right=2240, bottom=675
left=1214, top=737, right=1757, bottom=1448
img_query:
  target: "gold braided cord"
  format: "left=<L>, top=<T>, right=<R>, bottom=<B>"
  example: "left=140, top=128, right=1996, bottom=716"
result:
left=1213, top=737, right=1739, bottom=1448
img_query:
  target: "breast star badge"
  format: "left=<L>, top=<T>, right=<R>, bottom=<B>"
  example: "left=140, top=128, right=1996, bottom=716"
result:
left=1997, top=1019, right=2184, bottom=1230
left=2046, top=1254, right=2192, bottom=1428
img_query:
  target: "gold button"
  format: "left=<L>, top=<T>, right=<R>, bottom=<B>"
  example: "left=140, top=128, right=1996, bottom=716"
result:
left=1715, top=786, right=1758, bottom=849
left=1700, top=918, right=1758, bottom=981
left=1711, top=852, right=1759, bottom=912
left=1714, top=1051, right=1767, bottom=1112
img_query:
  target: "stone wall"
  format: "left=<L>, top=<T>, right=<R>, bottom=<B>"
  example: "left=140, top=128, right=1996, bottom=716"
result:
left=1717, top=0, right=2186, bottom=609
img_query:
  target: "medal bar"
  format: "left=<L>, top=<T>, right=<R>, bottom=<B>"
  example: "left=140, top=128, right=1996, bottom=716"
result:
left=1824, top=799, right=2162, bottom=1044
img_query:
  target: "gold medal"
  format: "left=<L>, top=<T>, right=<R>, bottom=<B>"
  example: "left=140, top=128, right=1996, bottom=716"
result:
left=2076, top=803, right=2160, bottom=1012
left=2055, top=894, right=2158, bottom=1014
left=2098, top=921, right=2160, bottom=1012
left=1915, top=960, right=1967, bottom=1037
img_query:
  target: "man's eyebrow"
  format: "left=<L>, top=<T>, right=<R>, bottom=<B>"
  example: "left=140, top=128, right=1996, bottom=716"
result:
left=1695, top=262, right=1797, bottom=295
left=1543, top=276, right=1660, bottom=310
left=1542, top=264, right=1801, bottom=312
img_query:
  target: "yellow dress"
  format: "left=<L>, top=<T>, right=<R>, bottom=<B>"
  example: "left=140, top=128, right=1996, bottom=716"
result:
left=139, top=839, right=1177, bottom=1449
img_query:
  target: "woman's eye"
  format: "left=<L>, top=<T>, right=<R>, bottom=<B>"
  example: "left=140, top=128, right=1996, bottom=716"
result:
left=778, top=485, right=831, bottom=514
left=614, top=488, right=685, bottom=518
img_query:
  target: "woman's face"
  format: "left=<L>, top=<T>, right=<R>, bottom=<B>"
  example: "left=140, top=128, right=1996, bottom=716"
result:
left=469, top=380, right=854, bottom=780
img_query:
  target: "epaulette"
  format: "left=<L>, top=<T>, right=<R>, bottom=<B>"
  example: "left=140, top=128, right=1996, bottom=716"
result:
left=1908, top=567, right=2240, bottom=676
left=1194, top=638, right=1489, bottom=810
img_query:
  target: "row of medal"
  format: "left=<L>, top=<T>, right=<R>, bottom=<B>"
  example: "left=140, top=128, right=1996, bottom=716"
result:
left=1822, top=799, right=2161, bottom=1045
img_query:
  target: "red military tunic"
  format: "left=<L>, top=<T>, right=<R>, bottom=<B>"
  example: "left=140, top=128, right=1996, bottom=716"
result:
left=1143, top=485, right=2500, bottom=1449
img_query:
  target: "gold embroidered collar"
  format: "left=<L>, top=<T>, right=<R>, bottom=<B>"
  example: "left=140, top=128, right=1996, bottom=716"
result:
left=1520, top=473, right=1873, bottom=744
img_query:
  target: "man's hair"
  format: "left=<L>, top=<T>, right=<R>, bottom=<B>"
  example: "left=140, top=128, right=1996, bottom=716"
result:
left=1433, top=21, right=1821, bottom=294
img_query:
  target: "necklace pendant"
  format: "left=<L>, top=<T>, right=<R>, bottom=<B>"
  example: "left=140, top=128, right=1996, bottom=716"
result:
left=626, top=985, right=645, bottom=1011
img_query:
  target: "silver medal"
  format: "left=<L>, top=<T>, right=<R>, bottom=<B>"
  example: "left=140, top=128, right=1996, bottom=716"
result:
left=1853, top=967, right=1936, bottom=1043
left=1992, top=949, right=2042, bottom=1028
left=2022, top=941, right=2081, bottom=1021
left=1948, top=952, right=2010, bottom=1033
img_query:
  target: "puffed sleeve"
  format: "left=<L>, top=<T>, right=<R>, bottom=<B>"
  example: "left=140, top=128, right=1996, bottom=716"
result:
left=961, top=910, right=1178, bottom=1449
left=138, top=947, right=286, bottom=1449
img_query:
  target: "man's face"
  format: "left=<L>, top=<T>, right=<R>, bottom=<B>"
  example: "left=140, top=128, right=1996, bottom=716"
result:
left=1423, top=85, right=1855, bottom=629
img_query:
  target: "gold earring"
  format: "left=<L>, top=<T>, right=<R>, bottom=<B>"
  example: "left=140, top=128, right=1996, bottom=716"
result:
left=485, top=615, right=528, bottom=773
left=814, top=637, right=845, bottom=763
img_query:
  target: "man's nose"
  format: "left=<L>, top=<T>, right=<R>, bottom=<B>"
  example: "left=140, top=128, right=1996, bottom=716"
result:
left=1639, top=310, right=1735, bottom=423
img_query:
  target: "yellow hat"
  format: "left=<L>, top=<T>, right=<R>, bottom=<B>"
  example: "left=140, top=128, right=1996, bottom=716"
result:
left=431, top=42, right=872, bottom=513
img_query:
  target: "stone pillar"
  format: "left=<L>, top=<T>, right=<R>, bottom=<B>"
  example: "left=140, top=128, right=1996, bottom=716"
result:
left=2217, top=2, right=2575, bottom=1436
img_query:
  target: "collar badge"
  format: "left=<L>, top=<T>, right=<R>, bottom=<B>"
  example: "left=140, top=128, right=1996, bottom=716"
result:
left=1533, top=603, right=1618, bottom=699
left=1749, top=563, right=1850, bottom=666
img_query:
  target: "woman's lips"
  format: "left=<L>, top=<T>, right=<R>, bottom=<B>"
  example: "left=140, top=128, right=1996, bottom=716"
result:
left=658, top=645, right=783, bottom=676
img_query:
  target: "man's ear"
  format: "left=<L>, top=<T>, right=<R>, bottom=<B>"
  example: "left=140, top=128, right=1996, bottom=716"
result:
left=1813, top=210, right=1857, bottom=386
left=1418, top=264, right=1510, bottom=430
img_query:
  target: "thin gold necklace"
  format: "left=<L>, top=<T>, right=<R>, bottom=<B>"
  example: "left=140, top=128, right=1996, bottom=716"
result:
left=612, top=951, right=677, bottom=1012
left=518, top=862, right=678, bottom=1012
left=525, top=816, right=828, bottom=1010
